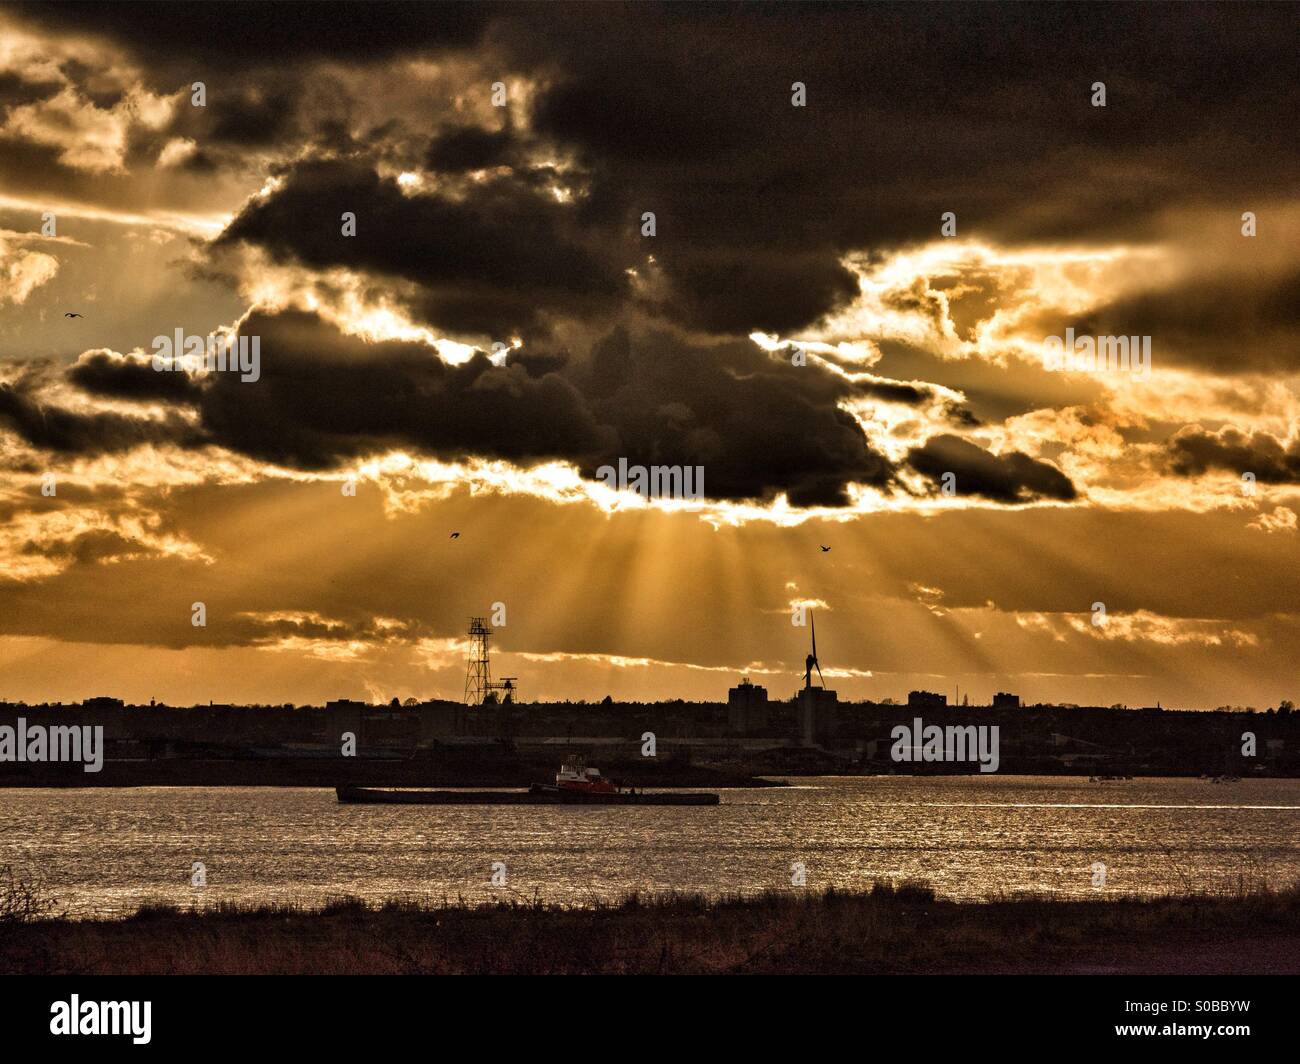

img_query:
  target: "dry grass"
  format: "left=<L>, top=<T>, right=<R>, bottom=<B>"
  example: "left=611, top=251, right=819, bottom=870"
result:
left=4, top=877, right=1299, bottom=974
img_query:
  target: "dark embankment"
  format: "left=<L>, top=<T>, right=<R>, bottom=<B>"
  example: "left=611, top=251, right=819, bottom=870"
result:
left=5, top=882, right=1298, bottom=975
left=0, top=757, right=781, bottom=789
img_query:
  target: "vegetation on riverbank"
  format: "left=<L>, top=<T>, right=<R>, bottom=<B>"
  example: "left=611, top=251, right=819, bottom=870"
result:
left=4, top=871, right=1297, bottom=975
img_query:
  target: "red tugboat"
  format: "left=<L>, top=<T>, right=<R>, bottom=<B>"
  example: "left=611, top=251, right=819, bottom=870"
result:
left=551, top=758, right=618, bottom=795
left=518, top=756, right=718, bottom=803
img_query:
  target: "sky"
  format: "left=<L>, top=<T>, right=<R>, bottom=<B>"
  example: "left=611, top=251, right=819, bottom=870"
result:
left=0, top=2, right=1298, bottom=709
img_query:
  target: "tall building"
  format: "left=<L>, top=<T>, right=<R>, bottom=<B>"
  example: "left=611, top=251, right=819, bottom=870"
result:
left=728, top=678, right=769, bottom=733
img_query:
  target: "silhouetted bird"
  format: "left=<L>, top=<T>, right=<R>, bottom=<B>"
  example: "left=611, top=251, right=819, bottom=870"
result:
left=450, top=532, right=460, bottom=539
left=64, top=312, right=83, bottom=318
left=820, top=545, right=831, bottom=552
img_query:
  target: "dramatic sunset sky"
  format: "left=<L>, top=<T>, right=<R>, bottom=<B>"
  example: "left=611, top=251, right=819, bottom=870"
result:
left=1, top=3, right=1298, bottom=709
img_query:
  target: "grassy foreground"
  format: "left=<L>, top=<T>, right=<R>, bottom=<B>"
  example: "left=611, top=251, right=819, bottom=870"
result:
left=5, top=880, right=1300, bottom=975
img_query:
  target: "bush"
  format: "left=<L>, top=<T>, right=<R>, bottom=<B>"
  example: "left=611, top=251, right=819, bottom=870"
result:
left=0, top=864, right=64, bottom=924
left=869, top=878, right=937, bottom=903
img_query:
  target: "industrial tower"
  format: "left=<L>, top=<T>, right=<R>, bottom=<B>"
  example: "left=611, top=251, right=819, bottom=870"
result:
left=464, top=617, right=492, bottom=705
left=463, top=617, right=518, bottom=705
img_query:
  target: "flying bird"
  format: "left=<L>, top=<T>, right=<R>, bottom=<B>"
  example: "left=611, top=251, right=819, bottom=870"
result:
left=450, top=532, right=461, bottom=539
left=820, top=545, right=831, bottom=552
left=64, top=312, right=83, bottom=318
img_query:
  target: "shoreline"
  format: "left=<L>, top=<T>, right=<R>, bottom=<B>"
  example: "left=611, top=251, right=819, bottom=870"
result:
left=5, top=883, right=1298, bottom=975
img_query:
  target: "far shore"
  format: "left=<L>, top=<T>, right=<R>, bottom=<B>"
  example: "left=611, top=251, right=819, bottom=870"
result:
left=1, top=762, right=1292, bottom=788
left=0, top=759, right=783, bottom=788
left=4, top=881, right=1297, bottom=975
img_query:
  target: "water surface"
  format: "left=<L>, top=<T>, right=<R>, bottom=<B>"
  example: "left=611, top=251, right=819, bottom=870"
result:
left=4, top=775, right=1297, bottom=916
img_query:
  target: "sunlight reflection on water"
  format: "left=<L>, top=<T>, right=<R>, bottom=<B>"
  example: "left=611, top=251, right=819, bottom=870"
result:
left=4, top=775, right=1297, bottom=916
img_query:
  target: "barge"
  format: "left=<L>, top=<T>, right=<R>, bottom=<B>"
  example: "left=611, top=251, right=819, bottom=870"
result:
left=336, top=759, right=720, bottom=806
left=335, top=785, right=720, bottom=805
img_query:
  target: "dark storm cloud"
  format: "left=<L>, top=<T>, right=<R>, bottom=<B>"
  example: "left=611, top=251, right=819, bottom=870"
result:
left=154, top=74, right=338, bottom=156
left=217, top=157, right=629, bottom=337
left=1048, top=268, right=1300, bottom=374
left=505, top=347, right=569, bottom=377
left=195, top=309, right=612, bottom=470
left=12, top=3, right=1299, bottom=251
left=426, top=124, right=518, bottom=173
left=574, top=326, right=896, bottom=506
left=17, top=1, right=1280, bottom=348
left=204, top=87, right=300, bottom=148
left=908, top=434, right=1078, bottom=504
left=53, top=310, right=910, bottom=506
left=68, top=351, right=203, bottom=404
left=0, top=367, right=202, bottom=455
left=197, top=312, right=901, bottom=506
left=169, top=3, right=1299, bottom=343
left=9, top=1, right=494, bottom=80
left=511, top=3, right=1300, bottom=325
left=1168, top=425, right=1300, bottom=483
left=648, top=248, right=860, bottom=335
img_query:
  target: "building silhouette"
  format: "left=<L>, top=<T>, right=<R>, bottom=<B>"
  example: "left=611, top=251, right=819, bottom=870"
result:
left=796, top=613, right=837, bottom=746
left=728, top=678, right=770, bottom=734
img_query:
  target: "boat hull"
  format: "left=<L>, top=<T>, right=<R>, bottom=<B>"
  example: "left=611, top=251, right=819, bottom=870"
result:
left=335, top=784, right=720, bottom=806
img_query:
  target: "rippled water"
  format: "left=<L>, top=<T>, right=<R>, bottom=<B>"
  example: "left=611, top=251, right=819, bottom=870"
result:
left=3, top=776, right=1298, bottom=916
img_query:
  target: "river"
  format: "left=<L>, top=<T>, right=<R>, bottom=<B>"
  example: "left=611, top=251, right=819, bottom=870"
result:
left=3, top=775, right=1297, bottom=916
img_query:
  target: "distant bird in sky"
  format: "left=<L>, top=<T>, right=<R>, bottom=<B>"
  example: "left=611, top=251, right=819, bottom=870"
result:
left=64, top=312, right=83, bottom=318
left=820, top=545, right=831, bottom=552
left=450, top=531, right=461, bottom=539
